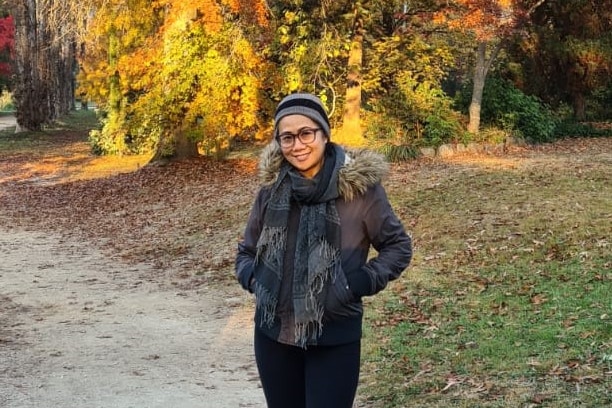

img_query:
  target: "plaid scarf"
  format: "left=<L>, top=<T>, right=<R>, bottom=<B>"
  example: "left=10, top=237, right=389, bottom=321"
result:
left=254, top=143, right=344, bottom=347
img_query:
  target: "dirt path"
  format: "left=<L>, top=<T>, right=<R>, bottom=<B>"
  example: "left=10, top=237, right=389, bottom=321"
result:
left=0, top=228, right=266, bottom=407
left=0, top=114, right=16, bottom=131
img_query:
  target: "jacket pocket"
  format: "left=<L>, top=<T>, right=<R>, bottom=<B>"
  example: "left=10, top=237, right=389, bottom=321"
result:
left=323, top=268, right=362, bottom=321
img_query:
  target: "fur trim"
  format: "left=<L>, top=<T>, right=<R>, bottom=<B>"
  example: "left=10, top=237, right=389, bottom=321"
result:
left=258, top=142, right=389, bottom=201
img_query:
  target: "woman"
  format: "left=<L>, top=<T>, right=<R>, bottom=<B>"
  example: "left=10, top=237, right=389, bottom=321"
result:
left=235, top=93, right=412, bottom=408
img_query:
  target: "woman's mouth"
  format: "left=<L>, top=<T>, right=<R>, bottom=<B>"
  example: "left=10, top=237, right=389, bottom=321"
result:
left=293, top=152, right=310, bottom=161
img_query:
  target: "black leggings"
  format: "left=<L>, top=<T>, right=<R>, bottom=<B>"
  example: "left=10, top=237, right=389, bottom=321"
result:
left=254, top=330, right=361, bottom=408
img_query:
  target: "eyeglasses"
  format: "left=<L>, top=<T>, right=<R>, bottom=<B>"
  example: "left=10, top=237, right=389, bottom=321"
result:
left=276, top=127, right=321, bottom=148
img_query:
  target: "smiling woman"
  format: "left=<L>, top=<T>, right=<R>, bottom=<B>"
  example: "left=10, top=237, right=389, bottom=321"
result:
left=235, top=92, right=413, bottom=408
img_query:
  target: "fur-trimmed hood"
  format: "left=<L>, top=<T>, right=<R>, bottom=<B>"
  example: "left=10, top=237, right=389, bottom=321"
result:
left=258, top=142, right=389, bottom=202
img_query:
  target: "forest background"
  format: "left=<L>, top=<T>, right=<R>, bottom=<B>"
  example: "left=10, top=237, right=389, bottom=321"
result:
left=0, top=0, right=610, bottom=159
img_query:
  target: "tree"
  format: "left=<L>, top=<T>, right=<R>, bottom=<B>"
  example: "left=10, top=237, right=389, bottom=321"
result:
left=78, top=0, right=164, bottom=154
left=267, top=1, right=356, bottom=138
left=516, top=0, right=612, bottom=120
left=143, top=0, right=269, bottom=160
left=337, top=1, right=366, bottom=145
left=79, top=0, right=271, bottom=158
left=7, top=0, right=79, bottom=131
left=360, top=1, right=459, bottom=149
left=437, top=0, right=546, bottom=134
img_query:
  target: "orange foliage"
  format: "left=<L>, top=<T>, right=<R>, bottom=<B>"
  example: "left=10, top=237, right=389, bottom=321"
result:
left=446, top=0, right=518, bottom=41
left=156, top=0, right=223, bottom=32
left=223, top=0, right=269, bottom=27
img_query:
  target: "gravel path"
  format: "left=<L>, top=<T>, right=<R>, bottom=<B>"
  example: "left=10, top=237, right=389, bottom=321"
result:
left=0, top=228, right=266, bottom=408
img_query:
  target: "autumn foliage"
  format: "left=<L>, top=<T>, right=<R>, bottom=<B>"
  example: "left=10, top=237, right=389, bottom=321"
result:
left=439, top=0, right=519, bottom=40
left=0, top=15, right=14, bottom=84
left=78, top=0, right=271, bottom=156
left=7, top=0, right=602, bottom=155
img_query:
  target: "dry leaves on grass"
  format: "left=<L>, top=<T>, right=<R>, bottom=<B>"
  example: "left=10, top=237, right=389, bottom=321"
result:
left=0, top=132, right=259, bottom=287
left=1, top=133, right=610, bottom=289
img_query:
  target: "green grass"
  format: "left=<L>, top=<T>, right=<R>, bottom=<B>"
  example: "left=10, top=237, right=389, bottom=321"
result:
left=360, top=153, right=611, bottom=407
left=49, top=108, right=101, bottom=131
left=0, top=110, right=99, bottom=153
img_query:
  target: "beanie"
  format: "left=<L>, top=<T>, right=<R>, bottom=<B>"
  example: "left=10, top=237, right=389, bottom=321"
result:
left=274, top=93, right=331, bottom=139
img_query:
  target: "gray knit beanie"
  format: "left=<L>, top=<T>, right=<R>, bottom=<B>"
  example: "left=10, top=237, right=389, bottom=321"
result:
left=274, top=93, right=331, bottom=139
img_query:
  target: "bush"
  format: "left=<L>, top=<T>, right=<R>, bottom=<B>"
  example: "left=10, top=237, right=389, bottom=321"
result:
left=379, top=144, right=420, bottom=162
left=0, top=90, right=14, bottom=111
left=88, top=111, right=127, bottom=155
left=554, top=121, right=612, bottom=138
left=363, top=108, right=419, bottom=162
left=424, top=111, right=467, bottom=147
left=588, top=83, right=612, bottom=120
left=456, top=77, right=557, bottom=143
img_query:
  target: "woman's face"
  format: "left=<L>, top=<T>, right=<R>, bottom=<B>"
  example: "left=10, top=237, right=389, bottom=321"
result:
left=277, top=114, right=328, bottom=179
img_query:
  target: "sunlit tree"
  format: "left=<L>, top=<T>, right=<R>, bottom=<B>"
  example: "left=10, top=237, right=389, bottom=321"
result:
left=78, top=0, right=270, bottom=158
left=360, top=0, right=459, bottom=151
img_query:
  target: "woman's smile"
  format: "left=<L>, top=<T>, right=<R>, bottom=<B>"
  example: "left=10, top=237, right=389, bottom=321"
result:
left=292, top=151, right=311, bottom=161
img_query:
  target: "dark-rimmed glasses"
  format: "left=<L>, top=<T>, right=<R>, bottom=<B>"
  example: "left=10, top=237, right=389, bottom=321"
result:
left=276, top=127, right=321, bottom=149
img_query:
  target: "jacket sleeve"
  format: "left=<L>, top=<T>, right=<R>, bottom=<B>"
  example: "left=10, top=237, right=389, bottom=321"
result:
left=235, top=188, right=268, bottom=292
left=346, top=183, right=412, bottom=298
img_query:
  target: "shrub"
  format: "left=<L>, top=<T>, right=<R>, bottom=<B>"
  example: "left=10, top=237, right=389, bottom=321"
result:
left=456, top=77, right=557, bottom=143
left=554, top=121, right=612, bottom=138
left=363, top=108, right=420, bottom=162
left=424, top=110, right=467, bottom=147
left=0, top=90, right=13, bottom=111
left=88, top=111, right=127, bottom=155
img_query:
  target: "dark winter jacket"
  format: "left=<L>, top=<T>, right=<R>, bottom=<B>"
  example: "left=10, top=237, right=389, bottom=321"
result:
left=235, top=143, right=412, bottom=346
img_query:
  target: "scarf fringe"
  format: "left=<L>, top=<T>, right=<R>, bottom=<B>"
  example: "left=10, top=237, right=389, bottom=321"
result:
left=309, top=238, right=339, bottom=293
left=295, top=309, right=324, bottom=348
left=256, top=226, right=287, bottom=279
left=254, top=281, right=278, bottom=328
left=293, top=238, right=339, bottom=347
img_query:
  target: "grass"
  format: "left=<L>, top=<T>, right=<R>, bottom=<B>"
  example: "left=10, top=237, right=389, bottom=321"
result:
left=360, top=146, right=611, bottom=407
left=0, top=109, right=98, bottom=152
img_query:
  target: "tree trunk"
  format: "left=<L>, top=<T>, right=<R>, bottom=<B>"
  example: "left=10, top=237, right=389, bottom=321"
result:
left=106, top=24, right=126, bottom=153
left=572, top=91, right=586, bottom=121
left=174, top=130, right=199, bottom=158
left=467, top=42, right=487, bottom=134
left=467, top=40, right=503, bottom=134
left=10, top=0, right=77, bottom=132
left=151, top=127, right=199, bottom=162
left=337, top=2, right=365, bottom=146
left=12, top=0, right=43, bottom=131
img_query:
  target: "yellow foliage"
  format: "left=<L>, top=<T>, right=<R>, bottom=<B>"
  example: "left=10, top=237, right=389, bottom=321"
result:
left=78, top=0, right=273, bottom=155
